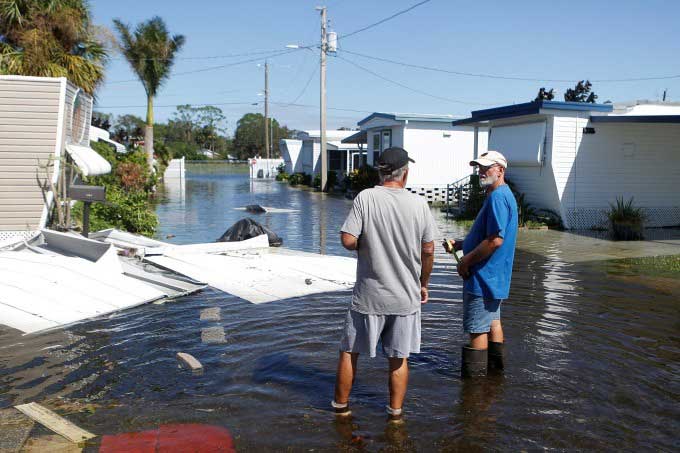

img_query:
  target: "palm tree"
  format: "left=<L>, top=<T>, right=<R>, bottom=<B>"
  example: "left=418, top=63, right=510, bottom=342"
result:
left=113, top=17, right=185, bottom=169
left=0, top=0, right=107, bottom=94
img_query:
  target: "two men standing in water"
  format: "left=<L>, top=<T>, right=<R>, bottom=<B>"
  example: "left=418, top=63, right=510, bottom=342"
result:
left=333, top=147, right=518, bottom=421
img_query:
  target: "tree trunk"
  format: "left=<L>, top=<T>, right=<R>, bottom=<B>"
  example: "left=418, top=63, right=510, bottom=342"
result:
left=145, top=94, right=154, bottom=169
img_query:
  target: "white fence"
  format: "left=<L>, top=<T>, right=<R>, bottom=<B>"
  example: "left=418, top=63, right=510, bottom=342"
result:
left=249, top=158, right=283, bottom=179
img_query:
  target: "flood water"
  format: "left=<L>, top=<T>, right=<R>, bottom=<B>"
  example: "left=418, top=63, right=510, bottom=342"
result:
left=1, top=164, right=678, bottom=451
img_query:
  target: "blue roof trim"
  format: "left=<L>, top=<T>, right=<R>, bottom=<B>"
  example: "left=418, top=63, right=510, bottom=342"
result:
left=590, top=115, right=680, bottom=124
left=451, top=100, right=613, bottom=126
left=358, top=112, right=458, bottom=126
left=357, top=113, right=396, bottom=126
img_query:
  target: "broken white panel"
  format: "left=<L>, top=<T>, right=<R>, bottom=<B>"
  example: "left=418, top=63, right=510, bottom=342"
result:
left=145, top=248, right=356, bottom=304
left=0, top=251, right=166, bottom=334
left=89, top=229, right=269, bottom=256
left=149, top=234, right=269, bottom=256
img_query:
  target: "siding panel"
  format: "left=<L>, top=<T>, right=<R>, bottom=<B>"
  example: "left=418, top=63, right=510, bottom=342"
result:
left=0, top=76, right=62, bottom=231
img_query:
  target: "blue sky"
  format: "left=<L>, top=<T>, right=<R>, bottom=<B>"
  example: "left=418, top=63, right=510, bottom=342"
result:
left=92, top=0, right=680, bottom=133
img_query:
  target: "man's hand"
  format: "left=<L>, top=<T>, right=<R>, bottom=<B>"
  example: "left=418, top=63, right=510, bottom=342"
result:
left=420, top=286, right=429, bottom=304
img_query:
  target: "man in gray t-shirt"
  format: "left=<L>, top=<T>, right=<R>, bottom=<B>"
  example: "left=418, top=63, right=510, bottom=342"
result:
left=332, top=147, right=438, bottom=422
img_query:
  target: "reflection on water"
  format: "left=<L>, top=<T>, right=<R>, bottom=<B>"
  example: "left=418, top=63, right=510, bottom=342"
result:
left=1, top=165, right=678, bottom=451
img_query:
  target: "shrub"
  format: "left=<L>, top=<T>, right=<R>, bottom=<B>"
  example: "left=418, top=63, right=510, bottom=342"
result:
left=348, top=166, right=379, bottom=193
left=455, top=175, right=485, bottom=220
left=275, top=171, right=289, bottom=181
left=607, top=197, right=645, bottom=240
left=72, top=185, right=158, bottom=236
left=288, top=172, right=305, bottom=186
left=116, top=162, right=147, bottom=191
left=313, top=174, right=321, bottom=189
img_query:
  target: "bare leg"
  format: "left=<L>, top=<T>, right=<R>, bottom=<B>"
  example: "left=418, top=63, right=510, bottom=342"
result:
left=388, top=358, right=409, bottom=410
left=489, top=320, right=503, bottom=343
left=469, top=332, right=488, bottom=350
left=334, top=351, right=358, bottom=404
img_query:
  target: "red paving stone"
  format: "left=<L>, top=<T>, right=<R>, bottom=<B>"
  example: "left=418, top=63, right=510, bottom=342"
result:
left=100, top=423, right=235, bottom=452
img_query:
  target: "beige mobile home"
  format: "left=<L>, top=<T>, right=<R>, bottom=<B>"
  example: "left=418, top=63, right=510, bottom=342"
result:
left=0, top=75, right=111, bottom=245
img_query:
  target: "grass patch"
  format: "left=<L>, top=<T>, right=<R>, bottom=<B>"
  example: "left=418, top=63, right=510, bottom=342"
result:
left=605, top=254, right=680, bottom=278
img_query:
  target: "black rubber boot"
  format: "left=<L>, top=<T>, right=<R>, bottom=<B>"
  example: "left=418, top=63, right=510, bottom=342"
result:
left=488, top=342, right=505, bottom=374
left=461, top=345, right=488, bottom=378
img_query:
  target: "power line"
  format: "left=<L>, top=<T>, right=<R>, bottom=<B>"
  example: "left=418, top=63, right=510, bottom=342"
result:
left=270, top=101, right=371, bottom=114
left=109, top=48, right=288, bottom=62
left=282, top=65, right=318, bottom=106
left=108, top=48, right=303, bottom=84
left=336, top=55, right=495, bottom=106
left=337, top=0, right=432, bottom=41
left=96, top=99, right=371, bottom=114
left=96, top=101, right=258, bottom=109
left=341, top=48, right=680, bottom=83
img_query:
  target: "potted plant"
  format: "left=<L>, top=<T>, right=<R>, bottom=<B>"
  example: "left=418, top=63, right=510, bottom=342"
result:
left=607, top=197, right=645, bottom=240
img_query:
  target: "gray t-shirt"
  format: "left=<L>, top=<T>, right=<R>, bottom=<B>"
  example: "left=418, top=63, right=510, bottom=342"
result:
left=341, top=186, right=439, bottom=315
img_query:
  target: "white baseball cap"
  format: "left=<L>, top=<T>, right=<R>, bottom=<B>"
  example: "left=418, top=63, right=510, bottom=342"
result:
left=470, top=150, right=508, bottom=168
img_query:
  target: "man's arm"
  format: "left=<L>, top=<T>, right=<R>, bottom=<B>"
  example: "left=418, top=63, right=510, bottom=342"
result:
left=457, top=234, right=503, bottom=279
left=341, top=232, right=359, bottom=251
left=420, top=241, right=435, bottom=303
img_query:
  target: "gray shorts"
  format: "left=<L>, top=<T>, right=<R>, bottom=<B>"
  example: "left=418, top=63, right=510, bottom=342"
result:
left=338, top=309, right=421, bottom=358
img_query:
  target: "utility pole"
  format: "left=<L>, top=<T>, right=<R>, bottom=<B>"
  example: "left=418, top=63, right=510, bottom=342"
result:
left=264, top=60, right=270, bottom=176
left=319, top=6, right=328, bottom=191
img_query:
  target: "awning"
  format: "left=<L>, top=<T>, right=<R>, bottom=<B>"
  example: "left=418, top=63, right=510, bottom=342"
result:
left=97, top=137, right=127, bottom=153
left=65, top=143, right=112, bottom=176
left=488, top=121, right=546, bottom=167
left=341, top=130, right=367, bottom=144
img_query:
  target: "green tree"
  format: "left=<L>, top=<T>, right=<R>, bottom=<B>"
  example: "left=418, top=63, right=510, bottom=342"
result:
left=195, top=105, right=226, bottom=151
left=113, top=16, right=185, bottom=169
left=111, top=114, right=144, bottom=146
left=92, top=111, right=112, bottom=131
left=564, top=80, right=598, bottom=103
left=534, top=87, right=555, bottom=101
left=232, top=112, right=291, bottom=160
left=0, top=0, right=107, bottom=94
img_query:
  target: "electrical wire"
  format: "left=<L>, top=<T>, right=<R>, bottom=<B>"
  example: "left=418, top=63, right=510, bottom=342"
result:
left=270, top=101, right=372, bottom=114
left=337, top=0, right=432, bottom=41
left=281, top=65, right=318, bottom=106
left=336, top=54, right=495, bottom=106
left=108, top=48, right=304, bottom=84
left=109, top=48, right=290, bottom=62
left=96, top=101, right=258, bottom=109
left=341, top=48, right=680, bottom=83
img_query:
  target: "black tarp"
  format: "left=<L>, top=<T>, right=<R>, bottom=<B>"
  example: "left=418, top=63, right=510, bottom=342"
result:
left=216, top=218, right=283, bottom=247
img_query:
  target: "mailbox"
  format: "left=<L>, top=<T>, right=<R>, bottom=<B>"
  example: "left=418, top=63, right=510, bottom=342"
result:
left=68, top=184, right=106, bottom=202
left=67, top=184, right=106, bottom=237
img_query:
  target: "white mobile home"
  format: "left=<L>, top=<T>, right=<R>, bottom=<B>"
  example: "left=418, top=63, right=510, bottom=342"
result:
left=350, top=112, right=488, bottom=202
left=279, top=130, right=364, bottom=176
left=0, top=76, right=111, bottom=244
left=452, top=100, right=680, bottom=229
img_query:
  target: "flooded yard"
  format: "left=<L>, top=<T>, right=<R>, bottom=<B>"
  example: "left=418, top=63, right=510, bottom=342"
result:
left=1, top=164, right=678, bottom=451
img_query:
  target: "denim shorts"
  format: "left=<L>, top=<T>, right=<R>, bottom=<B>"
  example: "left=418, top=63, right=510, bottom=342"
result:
left=463, top=289, right=503, bottom=333
left=339, top=309, right=421, bottom=358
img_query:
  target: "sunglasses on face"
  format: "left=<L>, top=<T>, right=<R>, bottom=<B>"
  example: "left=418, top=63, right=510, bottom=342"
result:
left=478, top=164, right=499, bottom=173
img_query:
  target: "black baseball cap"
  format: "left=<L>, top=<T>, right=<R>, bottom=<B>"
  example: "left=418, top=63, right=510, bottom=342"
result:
left=376, top=147, right=415, bottom=172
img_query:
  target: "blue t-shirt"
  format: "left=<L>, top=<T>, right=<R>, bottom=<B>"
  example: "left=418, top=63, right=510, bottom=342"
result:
left=462, top=184, right=518, bottom=300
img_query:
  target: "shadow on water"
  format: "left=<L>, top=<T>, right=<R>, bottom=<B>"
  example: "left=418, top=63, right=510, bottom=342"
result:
left=1, top=169, right=679, bottom=450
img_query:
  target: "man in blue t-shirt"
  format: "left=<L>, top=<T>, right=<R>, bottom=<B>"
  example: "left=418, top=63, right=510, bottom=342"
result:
left=446, top=150, right=518, bottom=378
